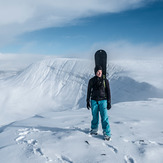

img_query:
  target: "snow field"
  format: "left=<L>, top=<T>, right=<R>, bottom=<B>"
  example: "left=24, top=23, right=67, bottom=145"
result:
left=1, top=99, right=163, bottom=162
left=0, top=57, right=163, bottom=162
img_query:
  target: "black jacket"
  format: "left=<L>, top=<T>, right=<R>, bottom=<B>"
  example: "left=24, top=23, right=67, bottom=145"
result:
left=86, top=76, right=111, bottom=103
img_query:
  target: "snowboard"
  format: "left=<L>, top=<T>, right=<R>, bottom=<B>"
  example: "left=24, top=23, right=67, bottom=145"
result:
left=95, top=49, right=107, bottom=78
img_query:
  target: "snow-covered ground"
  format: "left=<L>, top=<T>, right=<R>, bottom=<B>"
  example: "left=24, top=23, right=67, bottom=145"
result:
left=0, top=57, right=163, bottom=163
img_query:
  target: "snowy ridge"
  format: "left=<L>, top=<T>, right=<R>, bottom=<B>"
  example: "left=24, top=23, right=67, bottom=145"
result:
left=2, top=58, right=93, bottom=108
left=0, top=58, right=93, bottom=125
left=0, top=57, right=163, bottom=125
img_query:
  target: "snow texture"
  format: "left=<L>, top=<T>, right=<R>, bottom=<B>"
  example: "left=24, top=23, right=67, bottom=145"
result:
left=0, top=57, right=163, bottom=163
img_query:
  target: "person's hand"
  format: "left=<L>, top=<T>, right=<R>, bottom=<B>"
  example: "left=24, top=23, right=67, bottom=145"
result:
left=107, top=102, right=111, bottom=110
left=87, top=101, right=91, bottom=110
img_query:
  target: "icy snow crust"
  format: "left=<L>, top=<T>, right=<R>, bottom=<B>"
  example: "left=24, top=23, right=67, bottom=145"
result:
left=0, top=57, right=163, bottom=163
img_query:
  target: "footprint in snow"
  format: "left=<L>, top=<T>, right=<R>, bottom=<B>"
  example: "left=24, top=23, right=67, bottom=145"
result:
left=55, top=154, right=73, bottom=163
left=15, top=128, right=53, bottom=162
left=132, top=139, right=160, bottom=155
left=102, top=142, right=118, bottom=154
left=158, top=142, right=163, bottom=146
left=15, top=128, right=29, bottom=143
left=124, top=155, right=135, bottom=163
left=132, top=139, right=160, bottom=146
left=113, top=121, right=124, bottom=124
left=15, top=128, right=40, bottom=143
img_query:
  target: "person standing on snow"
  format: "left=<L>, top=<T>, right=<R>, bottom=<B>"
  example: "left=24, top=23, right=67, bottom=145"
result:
left=86, top=65, right=111, bottom=140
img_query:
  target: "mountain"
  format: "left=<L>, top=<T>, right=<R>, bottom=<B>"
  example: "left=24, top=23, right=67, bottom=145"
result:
left=0, top=58, right=163, bottom=125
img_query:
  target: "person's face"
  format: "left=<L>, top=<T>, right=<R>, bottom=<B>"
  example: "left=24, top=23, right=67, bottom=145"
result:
left=96, top=70, right=102, bottom=77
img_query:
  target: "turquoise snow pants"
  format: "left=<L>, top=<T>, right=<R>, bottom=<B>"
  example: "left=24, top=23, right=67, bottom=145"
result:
left=91, top=100, right=111, bottom=136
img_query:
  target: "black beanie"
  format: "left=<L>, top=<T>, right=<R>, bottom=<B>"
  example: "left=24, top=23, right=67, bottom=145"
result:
left=94, top=65, right=102, bottom=75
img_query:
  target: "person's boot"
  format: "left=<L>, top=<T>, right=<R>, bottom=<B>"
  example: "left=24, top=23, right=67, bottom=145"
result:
left=104, top=134, right=111, bottom=141
left=90, top=129, right=98, bottom=135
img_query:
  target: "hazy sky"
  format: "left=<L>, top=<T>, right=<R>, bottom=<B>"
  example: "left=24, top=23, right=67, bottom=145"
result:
left=0, top=0, right=163, bottom=59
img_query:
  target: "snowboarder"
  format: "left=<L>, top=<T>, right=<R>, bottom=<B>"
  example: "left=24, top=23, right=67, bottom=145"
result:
left=86, top=65, right=111, bottom=140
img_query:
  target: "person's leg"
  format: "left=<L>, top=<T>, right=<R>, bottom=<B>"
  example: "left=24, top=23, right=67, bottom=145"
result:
left=90, top=100, right=99, bottom=133
left=99, top=100, right=111, bottom=137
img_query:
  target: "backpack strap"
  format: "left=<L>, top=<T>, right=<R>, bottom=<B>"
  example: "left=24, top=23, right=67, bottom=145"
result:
left=103, top=75, right=106, bottom=88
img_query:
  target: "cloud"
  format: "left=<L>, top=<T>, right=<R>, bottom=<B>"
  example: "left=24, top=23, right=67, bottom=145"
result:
left=0, top=40, right=163, bottom=72
left=0, top=0, right=156, bottom=46
left=83, top=40, right=163, bottom=60
left=106, top=41, right=163, bottom=59
left=0, top=53, right=47, bottom=70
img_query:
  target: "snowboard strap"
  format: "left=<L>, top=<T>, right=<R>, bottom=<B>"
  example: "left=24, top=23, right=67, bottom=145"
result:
left=103, top=74, right=108, bottom=100
left=103, top=75, right=106, bottom=88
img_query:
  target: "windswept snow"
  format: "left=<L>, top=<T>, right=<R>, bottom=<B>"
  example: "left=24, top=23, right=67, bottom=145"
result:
left=0, top=58, right=93, bottom=124
left=0, top=57, right=163, bottom=163
left=0, top=99, right=163, bottom=163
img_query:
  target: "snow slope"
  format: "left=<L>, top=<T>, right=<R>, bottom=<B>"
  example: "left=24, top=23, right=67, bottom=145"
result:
left=0, top=57, right=163, bottom=162
left=0, top=58, right=94, bottom=125
left=0, top=58, right=163, bottom=125
left=0, top=99, right=163, bottom=163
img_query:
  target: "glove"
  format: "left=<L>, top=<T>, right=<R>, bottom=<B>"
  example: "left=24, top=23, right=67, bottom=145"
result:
left=87, top=101, right=91, bottom=110
left=107, top=102, right=111, bottom=110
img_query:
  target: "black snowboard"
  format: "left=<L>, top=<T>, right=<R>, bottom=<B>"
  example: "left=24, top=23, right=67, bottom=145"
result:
left=95, top=50, right=107, bottom=77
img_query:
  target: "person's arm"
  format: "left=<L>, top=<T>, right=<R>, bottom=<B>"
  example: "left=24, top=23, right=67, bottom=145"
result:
left=86, top=79, right=92, bottom=102
left=105, top=79, right=111, bottom=104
